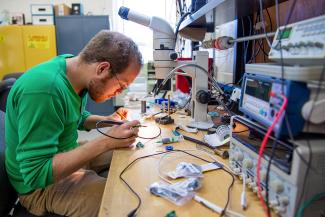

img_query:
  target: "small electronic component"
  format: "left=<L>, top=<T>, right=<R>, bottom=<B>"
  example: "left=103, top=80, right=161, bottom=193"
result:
left=221, top=114, right=231, bottom=124
left=155, top=95, right=174, bottom=125
left=155, top=115, right=174, bottom=125
left=136, top=141, right=144, bottom=148
left=165, top=210, right=177, bottom=217
left=214, top=148, right=229, bottom=159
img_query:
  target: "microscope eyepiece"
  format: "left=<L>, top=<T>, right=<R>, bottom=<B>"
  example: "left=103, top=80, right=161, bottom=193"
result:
left=118, top=6, right=129, bottom=20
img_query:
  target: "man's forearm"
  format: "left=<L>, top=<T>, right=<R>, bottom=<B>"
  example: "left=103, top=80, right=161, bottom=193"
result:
left=52, top=136, right=112, bottom=182
left=83, top=115, right=107, bottom=129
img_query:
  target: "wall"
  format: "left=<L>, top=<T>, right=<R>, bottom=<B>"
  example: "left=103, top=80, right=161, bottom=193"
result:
left=0, top=0, right=114, bottom=25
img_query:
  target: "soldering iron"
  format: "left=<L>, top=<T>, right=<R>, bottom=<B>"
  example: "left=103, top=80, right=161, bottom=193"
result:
left=96, top=120, right=147, bottom=128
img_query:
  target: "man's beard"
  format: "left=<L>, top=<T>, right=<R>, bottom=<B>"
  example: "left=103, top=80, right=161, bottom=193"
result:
left=88, top=77, right=111, bottom=103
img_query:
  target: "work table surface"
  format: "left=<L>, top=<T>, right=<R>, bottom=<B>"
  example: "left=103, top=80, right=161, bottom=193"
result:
left=98, top=112, right=271, bottom=217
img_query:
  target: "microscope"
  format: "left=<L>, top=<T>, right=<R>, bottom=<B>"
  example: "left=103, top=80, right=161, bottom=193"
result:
left=119, top=7, right=215, bottom=129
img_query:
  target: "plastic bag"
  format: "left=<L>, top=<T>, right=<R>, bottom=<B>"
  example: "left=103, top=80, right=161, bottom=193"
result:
left=171, top=90, right=190, bottom=108
left=167, top=162, right=203, bottom=179
left=149, top=178, right=202, bottom=205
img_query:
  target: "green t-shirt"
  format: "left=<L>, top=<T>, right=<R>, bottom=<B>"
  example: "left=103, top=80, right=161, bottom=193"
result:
left=5, top=54, right=91, bottom=194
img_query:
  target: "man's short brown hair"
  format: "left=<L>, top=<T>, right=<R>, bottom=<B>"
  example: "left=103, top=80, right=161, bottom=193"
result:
left=80, top=30, right=143, bottom=75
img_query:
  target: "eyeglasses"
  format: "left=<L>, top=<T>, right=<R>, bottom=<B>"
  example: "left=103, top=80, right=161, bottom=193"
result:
left=113, top=74, right=127, bottom=91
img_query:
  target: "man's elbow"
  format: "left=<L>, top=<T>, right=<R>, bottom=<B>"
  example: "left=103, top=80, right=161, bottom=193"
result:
left=20, top=159, right=54, bottom=189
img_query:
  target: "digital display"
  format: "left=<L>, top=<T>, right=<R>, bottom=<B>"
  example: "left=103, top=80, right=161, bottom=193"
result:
left=245, top=79, right=272, bottom=102
left=277, top=27, right=292, bottom=40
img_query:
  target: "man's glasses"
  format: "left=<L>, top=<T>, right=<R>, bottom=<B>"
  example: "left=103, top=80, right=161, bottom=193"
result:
left=113, top=74, right=127, bottom=91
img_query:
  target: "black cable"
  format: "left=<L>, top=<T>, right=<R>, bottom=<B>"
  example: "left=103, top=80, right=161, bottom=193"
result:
left=120, top=152, right=164, bottom=217
left=177, top=0, right=183, bottom=16
left=151, top=80, right=158, bottom=94
left=246, top=16, right=253, bottom=63
left=174, top=11, right=191, bottom=43
left=265, top=8, right=273, bottom=32
left=220, top=167, right=235, bottom=217
left=265, top=139, right=278, bottom=217
left=120, top=149, right=234, bottom=217
left=248, top=40, right=262, bottom=63
left=243, top=15, right=252, bottom=64
left=255, top=11, right=268, bottom=60
left=96, top=120, right=162, bottom=140
left=257, top=39, right=268, bottom=59
left=241, top=17, right=247, bottom=65
left=248, top=13, right=261, bottom=63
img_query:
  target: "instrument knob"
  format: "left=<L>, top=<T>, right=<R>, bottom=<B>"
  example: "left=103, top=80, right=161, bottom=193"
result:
left=287, top=43, right=294, bottom=48
left=279, top=196, right=289, bottom=206
left=275, top=206, right=286, bottom=214
left=298, top=42, right=307, bottom=47
left=246, top=177, right=252, bottom=184
left=234, top=152, right=244, bottom=161
left=315, top=42, right=324, bottom=48
left=248, top=182, right=256, bottom=189
left=233, top=167, right=241, bottom=174
left=242, top=158, right=253, bottom=169
left=307, top=41, right=314, bottom=47
left=270, top=200, right=279, bottom=208
left=271, top=179, right=284, bottom=193
left=282, top=45, right=289, bottom=51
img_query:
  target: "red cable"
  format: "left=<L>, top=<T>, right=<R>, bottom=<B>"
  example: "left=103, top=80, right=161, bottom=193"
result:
left=256, top=93, right=288, bottom=217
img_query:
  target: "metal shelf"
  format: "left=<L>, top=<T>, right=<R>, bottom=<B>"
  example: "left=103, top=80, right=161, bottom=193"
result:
left=179, top=0, right=225, bottom=31
left=178, top=0, right=288, bottom=41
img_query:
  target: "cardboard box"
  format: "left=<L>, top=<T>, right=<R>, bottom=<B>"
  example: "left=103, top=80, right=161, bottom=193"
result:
left=54, top=4, right=70, bottom=16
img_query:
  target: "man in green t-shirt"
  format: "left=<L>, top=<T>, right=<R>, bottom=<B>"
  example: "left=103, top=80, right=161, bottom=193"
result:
left=5, top=30, right=143, bottom=217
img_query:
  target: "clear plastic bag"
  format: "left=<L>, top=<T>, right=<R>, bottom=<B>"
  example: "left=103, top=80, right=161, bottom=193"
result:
left=149, top=178, right=202, bottom=205
left=167, top=162, right=203, bottom=179
left=171, top=90, right=190, bottom=109
left=172, top=177, right=202, bottom=191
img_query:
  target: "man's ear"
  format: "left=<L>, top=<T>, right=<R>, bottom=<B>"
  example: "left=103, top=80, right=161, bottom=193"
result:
left=96, top=62, right=110, bottom=76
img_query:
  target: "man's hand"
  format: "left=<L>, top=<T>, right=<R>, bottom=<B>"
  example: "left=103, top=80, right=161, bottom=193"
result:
left=53, top=120, right=140, bottom=182
left=110, top=107, right=129, bottom=121
left=104, top=120, right=140, bottom=148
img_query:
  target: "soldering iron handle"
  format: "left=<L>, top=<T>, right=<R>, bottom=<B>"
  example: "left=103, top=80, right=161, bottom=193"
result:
left=97, top=120, right=124, bottom=127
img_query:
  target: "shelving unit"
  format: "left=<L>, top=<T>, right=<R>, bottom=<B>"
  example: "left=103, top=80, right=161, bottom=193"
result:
left=178, top=0, right=288, bottom=41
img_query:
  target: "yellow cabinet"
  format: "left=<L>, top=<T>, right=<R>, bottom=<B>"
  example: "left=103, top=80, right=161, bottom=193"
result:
left=22, top=25, right=57, bottom=70
left=0, top=25, right=57, bottom=79
left=0, top=26, right=26, bottom=79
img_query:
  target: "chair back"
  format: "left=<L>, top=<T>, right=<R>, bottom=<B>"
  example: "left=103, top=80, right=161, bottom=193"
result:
left=0, top=78, right=16, bottom=112
left=0, top=111, right=18, bottom=216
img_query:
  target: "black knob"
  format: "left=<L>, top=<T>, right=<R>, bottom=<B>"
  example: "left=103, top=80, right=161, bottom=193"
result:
left=315, top=42, right=324, bottom=48
left=169, top=52, right=178, bottom=60
left=196, top=90, right=211, bottom=104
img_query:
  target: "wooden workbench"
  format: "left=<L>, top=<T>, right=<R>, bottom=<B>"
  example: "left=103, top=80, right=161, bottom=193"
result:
left=98, top=113, right=269, bottom=217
